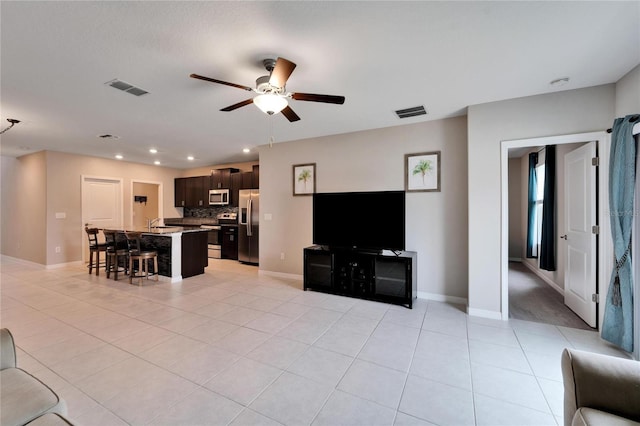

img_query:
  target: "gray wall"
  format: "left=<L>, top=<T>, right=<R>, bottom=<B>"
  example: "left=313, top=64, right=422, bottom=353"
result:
left=467, top=84, right=616, bottom=316
left=2, top=151, right=184, bottom=265
left=615, top=64, right=640, bottom=117
left=1, top=152, right=47, bottom=264
left=259, top=116, right=469, bottom=300
left=507, top=157, right=522, bottom=260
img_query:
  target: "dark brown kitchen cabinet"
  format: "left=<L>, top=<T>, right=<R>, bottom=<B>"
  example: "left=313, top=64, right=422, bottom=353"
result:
left=241, top=172, right=253, bottom=189
left=175, top=168, right=244, bottom=208
left=181, top=231, right=209, bottom=278
left=186, top=176, right=208, bottom=207
left=221, top=226, right=238, bottom=260
left=252, top=165, right=259, bottom=188
left=176, top=177, right=203, bottom=207
left=175, top=178, right=187, bottom=207
left=230, top=173, right=242, bottom=207
left=210, top=168, right=238, bottom=190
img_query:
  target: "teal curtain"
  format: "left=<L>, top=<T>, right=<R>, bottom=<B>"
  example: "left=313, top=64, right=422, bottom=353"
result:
left=539, top=145, right=556, bottom=271
left=526, top=153, right=538, bottom=258
left=603, top=115, right=637, bottom=352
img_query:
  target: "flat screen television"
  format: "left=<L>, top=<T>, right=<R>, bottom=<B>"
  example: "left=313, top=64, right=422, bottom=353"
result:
left=313, top=190, right=405, bottom=251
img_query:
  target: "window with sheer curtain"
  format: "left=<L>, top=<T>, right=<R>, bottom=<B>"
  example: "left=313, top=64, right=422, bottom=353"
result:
left=532, top=164, right=546, bottom=258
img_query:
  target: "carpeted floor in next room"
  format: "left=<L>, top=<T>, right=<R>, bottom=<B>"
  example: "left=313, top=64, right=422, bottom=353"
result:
left=508, top=262, right=593, bottom=331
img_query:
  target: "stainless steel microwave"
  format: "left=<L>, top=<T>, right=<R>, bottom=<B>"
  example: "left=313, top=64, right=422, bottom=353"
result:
left=209, top=189, right=229, bottom=205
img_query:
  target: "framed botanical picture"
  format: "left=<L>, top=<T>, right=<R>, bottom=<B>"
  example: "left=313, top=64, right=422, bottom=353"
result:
left=405, top=151, right=441, bottom=192
left=293, top=163, right=316, bottom=196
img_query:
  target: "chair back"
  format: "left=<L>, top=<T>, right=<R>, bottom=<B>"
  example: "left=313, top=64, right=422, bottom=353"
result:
left=124, top=232, right=143, bottom=254
left=103, top=230, right=117, bottom=251
left=85, top=227, right=100, bottom=248
left=115, top=232, right=128, bottom=250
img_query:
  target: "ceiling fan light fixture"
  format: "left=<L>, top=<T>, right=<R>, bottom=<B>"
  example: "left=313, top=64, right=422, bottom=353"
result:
left=253, top=94, right=288, bottom=115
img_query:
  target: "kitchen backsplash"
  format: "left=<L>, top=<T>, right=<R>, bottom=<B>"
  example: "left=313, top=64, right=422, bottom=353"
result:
left=184, top=206, right=238, bottom=218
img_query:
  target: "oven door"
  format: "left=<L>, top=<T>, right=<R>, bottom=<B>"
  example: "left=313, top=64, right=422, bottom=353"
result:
left=201, top=225, right=222, bottom=259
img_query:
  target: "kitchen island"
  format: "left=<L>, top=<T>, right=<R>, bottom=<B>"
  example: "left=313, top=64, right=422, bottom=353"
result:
left=105, top=226, right=209, bottom=282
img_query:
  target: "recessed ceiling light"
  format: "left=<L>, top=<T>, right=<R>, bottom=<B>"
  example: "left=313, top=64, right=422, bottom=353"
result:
left=154, top=160, right=161, bottom=165
left=115, top=154, right=123, bottom=160
left=243, top=148, right=251, bottom=153
left=149, top=148, right=158, bottom=154
left=187, top=156, right=194, bottom=161
left=550, top=77, right=570, bottom=87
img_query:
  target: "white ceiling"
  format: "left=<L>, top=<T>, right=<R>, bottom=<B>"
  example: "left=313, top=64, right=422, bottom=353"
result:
left=1, top=1, right=638, bottom=169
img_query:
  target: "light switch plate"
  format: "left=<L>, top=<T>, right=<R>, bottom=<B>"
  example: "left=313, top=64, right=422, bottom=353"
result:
left=55, top=212, right=66, bottom=219
left=264, top=213, right=272, bottom=221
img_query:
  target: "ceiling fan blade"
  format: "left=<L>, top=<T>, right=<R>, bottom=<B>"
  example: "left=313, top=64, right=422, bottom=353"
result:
left=281, top=106, right=301, bottom=122
left=220, top=98, right=254, bottom=112
left=292, top=92, right=345, bottom=104
left=269, top=58, right=297, bottom=88
left=190, top=74, right=253, bottom=92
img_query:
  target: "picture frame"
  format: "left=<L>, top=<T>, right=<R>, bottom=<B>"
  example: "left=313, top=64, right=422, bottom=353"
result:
left=405, top=151, right=441, bottom=192
left=293, top=163, right=316, bottom=196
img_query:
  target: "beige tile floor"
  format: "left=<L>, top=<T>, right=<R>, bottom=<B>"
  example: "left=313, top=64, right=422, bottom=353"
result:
left=0, top=257, right=631, bottom=426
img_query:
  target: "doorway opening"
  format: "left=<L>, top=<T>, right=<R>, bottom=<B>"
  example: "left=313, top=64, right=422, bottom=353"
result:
left=500, top=131, right=612, bottom=331
left=81, top=176, right=124, bottom=263
left=131, top=180, right=163, bottom=228
left=508, top=143, right=596, bottom=329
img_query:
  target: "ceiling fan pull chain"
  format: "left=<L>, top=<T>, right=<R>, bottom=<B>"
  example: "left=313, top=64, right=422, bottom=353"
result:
left=269, top=116, right=275, bottom=148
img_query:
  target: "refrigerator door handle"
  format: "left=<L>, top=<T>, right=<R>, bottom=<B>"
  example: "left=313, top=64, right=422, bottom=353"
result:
left=247, top=199, right=253, bottom=237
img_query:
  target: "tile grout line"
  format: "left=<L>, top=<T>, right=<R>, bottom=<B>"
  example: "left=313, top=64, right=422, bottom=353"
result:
left=390, top=300, right=429, bottom=425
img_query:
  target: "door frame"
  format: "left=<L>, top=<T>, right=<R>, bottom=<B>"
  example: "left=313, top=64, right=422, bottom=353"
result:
left=81, top=175, right=124, bottom=262
left=500, top=131, right=611, bottom=331
left=130, top=179, right=164, bottom=227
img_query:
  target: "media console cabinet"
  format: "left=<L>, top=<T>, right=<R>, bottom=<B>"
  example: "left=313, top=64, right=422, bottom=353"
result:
left=303, top=246, right=417, bottom=308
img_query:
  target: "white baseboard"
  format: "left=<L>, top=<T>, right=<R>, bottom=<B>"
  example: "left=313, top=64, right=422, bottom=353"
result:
left=467, top=307, right=503, bottom=320
left=1, top=255, right=86, bottom=270
left=259, top=269, right=304, bottom=281
left=521, top=261, right=564, bottom=295
left=417, top=291, right=467, bottom=305
left=46, top=260, right=84, bottom=270
left=1, top=255, right=45, bottom=269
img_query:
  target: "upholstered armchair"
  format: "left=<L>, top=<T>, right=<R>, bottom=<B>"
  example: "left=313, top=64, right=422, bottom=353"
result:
left=562, top=348, right=640, bottom=426
left=0, top=328, right=75, bottom=425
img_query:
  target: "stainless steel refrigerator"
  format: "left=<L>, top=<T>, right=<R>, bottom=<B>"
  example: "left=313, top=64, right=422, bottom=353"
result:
left=238, top=189, right=259, bottom=264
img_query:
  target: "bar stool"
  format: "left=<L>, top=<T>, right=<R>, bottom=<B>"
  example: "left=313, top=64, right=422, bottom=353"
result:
left=124, top=232, right=158, bottom=285
left=85, top=226, right=108, bottom=275
left=104, top=230, right=129, bottom=281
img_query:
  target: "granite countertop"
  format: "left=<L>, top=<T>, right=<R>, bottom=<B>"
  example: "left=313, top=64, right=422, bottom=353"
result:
left=164, top=218, right=218, bottom=226
left=105, top=226, right=209, bottom=235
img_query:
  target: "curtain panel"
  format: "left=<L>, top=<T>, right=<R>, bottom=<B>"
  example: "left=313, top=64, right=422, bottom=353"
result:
left=539, top=145, right=556, bottom=271
left=603, top=114, right=637, bottom=352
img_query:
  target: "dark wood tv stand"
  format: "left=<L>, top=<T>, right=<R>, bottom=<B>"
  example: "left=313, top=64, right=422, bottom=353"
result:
left=303, top=246, right=417, bottom=308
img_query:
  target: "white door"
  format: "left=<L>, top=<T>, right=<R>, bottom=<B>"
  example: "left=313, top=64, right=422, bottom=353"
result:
left=81, top=177, right=123, bottom=261
left=564, top=142, right=597, bottom=327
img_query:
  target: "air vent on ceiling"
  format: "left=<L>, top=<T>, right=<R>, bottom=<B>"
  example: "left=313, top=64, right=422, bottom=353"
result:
left=97, top=134, right=120, bottom=140
left=395, top=105, right=427, bottom=119
left=105, top=79, right=149, bottom=97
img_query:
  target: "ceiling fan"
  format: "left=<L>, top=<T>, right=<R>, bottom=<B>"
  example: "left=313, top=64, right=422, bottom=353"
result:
left=190, top=57, right=345, bottom=122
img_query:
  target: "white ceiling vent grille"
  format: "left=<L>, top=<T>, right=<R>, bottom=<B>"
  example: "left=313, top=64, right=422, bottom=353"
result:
left=105, top=79, right=149, bottom=97
left=395, top=105, right=427, bottom=119
left=97, top=134, right=120, bottom=140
